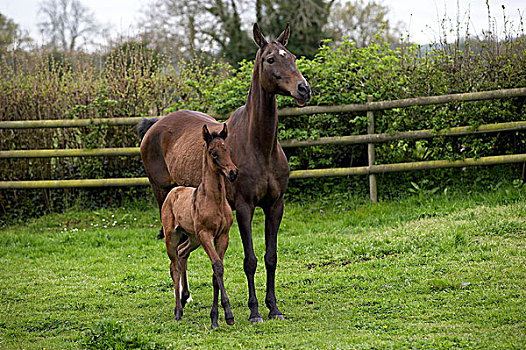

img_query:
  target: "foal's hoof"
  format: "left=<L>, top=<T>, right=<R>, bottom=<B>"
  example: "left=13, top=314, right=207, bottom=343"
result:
left=226, top=317, right=235, bottom=326
left=249, top=315, right=264, bottom=324
left=174, top=308, right=183, bottom=321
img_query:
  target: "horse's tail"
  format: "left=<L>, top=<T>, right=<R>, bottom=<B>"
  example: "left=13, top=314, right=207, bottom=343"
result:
left=137, top=117, right=160, bottom=140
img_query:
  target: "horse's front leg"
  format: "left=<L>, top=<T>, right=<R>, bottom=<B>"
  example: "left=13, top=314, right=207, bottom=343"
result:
left=235, top=202, right=263, bottom=323
left=263, top=196, right=285, bottom=320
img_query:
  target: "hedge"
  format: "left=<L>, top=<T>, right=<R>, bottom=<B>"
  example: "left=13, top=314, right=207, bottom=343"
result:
left=0, top=35, right=525, bottom=221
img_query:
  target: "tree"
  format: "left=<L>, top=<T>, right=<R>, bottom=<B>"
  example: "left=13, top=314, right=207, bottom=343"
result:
left=0, top=13, right=32, bottom=51
left=139, top=0, right=335, bottom=65
left=38, top=0, right=100, bottom=51
left=139, top=0, right=254, bottom=66
left=256, top=0, right=335, bottom=58
left=325, top=0, right=403, bottom=47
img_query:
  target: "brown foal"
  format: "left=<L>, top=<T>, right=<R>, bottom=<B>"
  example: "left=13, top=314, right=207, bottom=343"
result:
left=161, top=123, right=238, bottom=329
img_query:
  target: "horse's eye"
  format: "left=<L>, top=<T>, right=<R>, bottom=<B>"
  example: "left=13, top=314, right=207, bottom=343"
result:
left=210, top=151, right=218, bottom=159
left=267, top=57, right=275, bottom=64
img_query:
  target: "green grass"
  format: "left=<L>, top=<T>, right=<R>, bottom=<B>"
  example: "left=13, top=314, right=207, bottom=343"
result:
left=1, top=185, right=525, bottom=349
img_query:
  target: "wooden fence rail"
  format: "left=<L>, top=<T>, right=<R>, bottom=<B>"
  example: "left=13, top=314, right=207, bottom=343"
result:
left=1, top=154, right=525, bottom=190
left=1, top=88, right=525, bottom=196
left=1, top=87, right=525, bottom=129
left=2, top=121, right=525, bottom=159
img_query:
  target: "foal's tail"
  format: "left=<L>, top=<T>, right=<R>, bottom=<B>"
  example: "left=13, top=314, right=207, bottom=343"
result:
left=137, top=117, right=160, bottom=140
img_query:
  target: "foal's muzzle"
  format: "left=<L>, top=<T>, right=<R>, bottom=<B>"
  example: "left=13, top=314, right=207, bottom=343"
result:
left=227, top=168, right=239, bottom=182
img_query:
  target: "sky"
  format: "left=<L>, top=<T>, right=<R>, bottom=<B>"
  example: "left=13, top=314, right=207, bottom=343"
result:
left=0, top=0, right=524, bottom=45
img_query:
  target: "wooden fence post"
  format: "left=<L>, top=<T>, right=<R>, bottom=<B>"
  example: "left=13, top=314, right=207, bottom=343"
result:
left=367, top=95, right=378, bottom=202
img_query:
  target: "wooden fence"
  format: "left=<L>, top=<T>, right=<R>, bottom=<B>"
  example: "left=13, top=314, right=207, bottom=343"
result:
left=1, top=87, right=526, bottom=202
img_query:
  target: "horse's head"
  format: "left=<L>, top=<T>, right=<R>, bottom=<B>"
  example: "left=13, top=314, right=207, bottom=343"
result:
left=202, top=124, right=238, bottom=182
left=253, top=23, right=311, bottom=107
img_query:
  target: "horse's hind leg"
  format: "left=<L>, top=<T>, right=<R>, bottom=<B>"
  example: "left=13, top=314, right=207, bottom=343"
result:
left=179, top=256, right=192, bottom=307
left=152, top=183, right=172, bottom=239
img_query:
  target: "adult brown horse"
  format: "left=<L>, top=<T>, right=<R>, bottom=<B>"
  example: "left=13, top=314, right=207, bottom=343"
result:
left=138, top=23, right=311, bottom=323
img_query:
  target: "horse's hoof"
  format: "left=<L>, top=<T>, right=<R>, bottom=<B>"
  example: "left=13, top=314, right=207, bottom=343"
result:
left=174, top=308, right=183, bottom=321
left=226, top=317, right=235, bottom=326
left=249, top=315, right=264, bottom=324
left=211, top=322, right=219, bottom=330
left=181, top=294, right=192, bottom=307
left=270, top=313, right=285, bottom=320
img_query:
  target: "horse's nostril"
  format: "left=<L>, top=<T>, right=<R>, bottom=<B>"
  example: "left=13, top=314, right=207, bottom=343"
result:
left=297, top=82, right=311, bottom=99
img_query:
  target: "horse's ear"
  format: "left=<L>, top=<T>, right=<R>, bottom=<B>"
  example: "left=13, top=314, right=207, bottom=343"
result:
left=253, top=23, right=268, bottom=48
left=202, top=124, right=212, bottom=145
left=219, top=123, right=228, bottom=139
left=277, top=23, right=290, bottom=46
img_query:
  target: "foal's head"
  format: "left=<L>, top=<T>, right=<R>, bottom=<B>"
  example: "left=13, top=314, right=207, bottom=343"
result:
left=202, top=124, right=238, bottom=182
left=252, top=23, right=311, bottom=107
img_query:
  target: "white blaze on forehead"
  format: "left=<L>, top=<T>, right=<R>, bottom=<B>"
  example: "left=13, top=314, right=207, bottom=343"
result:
left=279, top=49, right=286, bottom=57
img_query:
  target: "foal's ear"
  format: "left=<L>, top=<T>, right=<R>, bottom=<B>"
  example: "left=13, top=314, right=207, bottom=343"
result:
left=202, top=124, right=212, bottom=145
left=277, top=23, right=290, bottom=46
left=219, top=123, right=228, bottom=140
left=253, top=23, right=268, bottom=48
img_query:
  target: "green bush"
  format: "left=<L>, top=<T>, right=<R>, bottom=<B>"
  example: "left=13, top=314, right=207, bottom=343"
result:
left=202, top=36, right=525, bottom=198
left=1, top=32, right=525, bottom=222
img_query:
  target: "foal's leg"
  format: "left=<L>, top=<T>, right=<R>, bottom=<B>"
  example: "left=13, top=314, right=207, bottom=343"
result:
left=177, top=234, right=200, bottom=307
left=263, top=196, right=285, bottom=320
left=165, top=224, right=183, bottom=321
left=198, top=231, right=233, bottom=329
left=214, top=232, right=234, bottom=325
left=179, top=257, right=192, bottom=307
left=235, top=201, right=263, bottom=323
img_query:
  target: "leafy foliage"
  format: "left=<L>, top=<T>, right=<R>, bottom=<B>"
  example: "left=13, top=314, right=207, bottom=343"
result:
left=1, top=29, right=525, bottom=220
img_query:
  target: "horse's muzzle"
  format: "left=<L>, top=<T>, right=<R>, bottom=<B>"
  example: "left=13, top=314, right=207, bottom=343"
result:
left=294, top=82, right=311, bottom=107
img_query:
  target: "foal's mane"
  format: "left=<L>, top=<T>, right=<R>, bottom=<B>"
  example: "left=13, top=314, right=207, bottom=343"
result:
left=209, top=131, right=223, bottom=139
left=205, top=131, right=226, bottom=148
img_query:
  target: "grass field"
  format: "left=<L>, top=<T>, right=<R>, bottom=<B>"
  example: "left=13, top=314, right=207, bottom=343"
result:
left=1, top=184, right=525, bottom=349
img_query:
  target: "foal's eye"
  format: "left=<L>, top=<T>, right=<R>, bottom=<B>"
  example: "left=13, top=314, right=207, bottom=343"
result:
left=267, top=57, right=275, bottom=64
left=210, top=151, right=219, bottom=159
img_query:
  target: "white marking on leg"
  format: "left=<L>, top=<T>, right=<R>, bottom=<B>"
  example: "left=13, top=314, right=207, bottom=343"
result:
left=185, top=269, right=193, bottom=303
left=178, top=278, right=183, bottom=300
